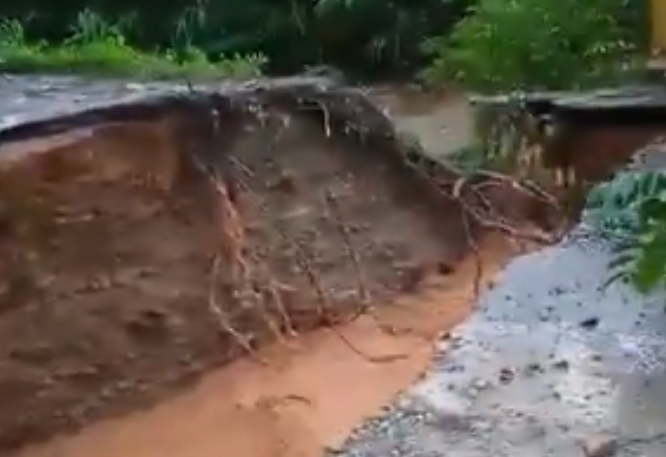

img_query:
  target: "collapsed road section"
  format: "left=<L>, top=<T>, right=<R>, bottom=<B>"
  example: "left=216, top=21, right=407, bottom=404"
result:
left=0, top=76, right=561, bottom=452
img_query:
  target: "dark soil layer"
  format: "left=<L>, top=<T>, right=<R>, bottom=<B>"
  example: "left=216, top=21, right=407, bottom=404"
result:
left=0, top=80, right=559, bottom=451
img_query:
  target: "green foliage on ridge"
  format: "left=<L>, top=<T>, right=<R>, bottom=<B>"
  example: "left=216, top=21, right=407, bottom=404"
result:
left=0, top=0, right=470, bottom=78
left=0, top=12, right=266, bottom=79
left=420, top=0, right=644, bottom=92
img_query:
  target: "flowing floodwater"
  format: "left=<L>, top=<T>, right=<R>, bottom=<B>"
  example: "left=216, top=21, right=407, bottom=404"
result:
left=0, top=76, right=473, bottom=160
left=11, top=240, right=512, bottom=457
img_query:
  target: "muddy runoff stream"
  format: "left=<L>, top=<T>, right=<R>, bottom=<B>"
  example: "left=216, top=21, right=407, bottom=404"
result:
left=0, top=75, right=556, bottom=457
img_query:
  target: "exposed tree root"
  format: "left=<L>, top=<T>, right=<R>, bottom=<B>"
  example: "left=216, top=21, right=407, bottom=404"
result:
left=187, top=79, right=564, bottom=364
left=0, top=76, right=567, bottom=368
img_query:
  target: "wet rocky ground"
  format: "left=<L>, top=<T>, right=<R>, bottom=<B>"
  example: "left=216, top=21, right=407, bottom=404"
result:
left=328, top=223, right=666, bottom=457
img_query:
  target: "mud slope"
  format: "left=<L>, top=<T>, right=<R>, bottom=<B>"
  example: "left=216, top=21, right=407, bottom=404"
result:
left=0, top=77, right=560, bottom=451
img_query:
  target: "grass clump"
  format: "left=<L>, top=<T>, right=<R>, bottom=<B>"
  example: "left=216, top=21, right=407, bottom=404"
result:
left=0, top=11, right=266, bottom=80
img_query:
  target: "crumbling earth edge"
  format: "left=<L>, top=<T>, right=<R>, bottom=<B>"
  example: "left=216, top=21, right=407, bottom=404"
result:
left=0, top=76, right=564, bottom=450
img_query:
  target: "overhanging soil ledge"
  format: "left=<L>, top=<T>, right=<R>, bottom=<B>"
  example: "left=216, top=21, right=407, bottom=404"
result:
left=0, top=77, right=564, bottom=450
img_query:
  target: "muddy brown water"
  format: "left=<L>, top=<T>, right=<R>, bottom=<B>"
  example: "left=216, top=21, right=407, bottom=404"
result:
left=13, top=238, right=516, bottom=457
left=0, top=77, right=480, bottom=457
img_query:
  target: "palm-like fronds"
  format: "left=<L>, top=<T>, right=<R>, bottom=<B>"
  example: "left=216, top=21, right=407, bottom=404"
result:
left=585, top=169, right=666, bottom=293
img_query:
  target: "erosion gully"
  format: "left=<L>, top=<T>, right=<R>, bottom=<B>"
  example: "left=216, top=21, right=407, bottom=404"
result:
left=3, top=76, right=666, bottom=457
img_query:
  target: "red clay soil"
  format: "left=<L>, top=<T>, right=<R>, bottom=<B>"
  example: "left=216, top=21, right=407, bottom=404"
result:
left=0, top=117, right=457, bottom=450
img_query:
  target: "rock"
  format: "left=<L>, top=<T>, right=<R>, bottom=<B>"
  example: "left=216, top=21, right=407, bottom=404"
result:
left=124, top=308, right=172, bottom=340
left=579, top=434, right=618, bottom=457
left=579, top=317, right=600, bottom=330
left=552, top=359, right=570, bottom=371
left=125, top=83, right=145, bottom=91
left=302, top=65, right=348, bottom=84
left=499, top=367, right=515, bottom=384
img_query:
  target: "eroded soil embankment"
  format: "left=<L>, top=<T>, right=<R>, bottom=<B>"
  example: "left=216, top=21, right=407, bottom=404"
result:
left=0, top=84, right=560, bottom=453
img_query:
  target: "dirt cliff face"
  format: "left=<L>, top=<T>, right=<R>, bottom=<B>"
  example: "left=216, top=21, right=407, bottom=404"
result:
left=0, top=81, right=561, bottom=451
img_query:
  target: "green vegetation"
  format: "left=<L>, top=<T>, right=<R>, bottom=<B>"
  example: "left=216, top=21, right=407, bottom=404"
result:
left=0, top=11, right=265, bottom=79
left=420, top=0, right=644, bottom=93
left=0, top=0, right=469, bottom=79
left=0, top=0, right=644, bottom=83
left=585, top=170, right=666, bottom=295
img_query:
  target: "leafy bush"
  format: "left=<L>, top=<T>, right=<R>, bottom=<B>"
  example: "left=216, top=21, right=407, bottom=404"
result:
left=585, top=170, right=666, bottom=294
left=0, top=12, right=266, bottom=79
left=421, top=0, right=643, bottom=92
